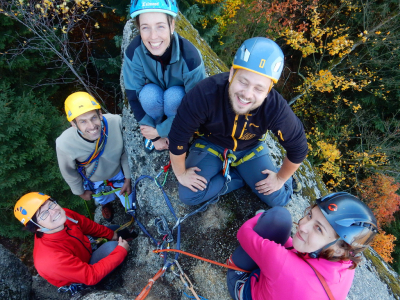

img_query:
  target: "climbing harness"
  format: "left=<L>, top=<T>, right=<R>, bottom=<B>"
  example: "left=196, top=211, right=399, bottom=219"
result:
left=76, top=117, right=109, bottom=192
left=57, top=283, right=86, bottom=296
left=153, top=249, right=249, bottom=273
left=193, top=143, right=265, bottom=168
left=92, top=217, right=134, bottom=246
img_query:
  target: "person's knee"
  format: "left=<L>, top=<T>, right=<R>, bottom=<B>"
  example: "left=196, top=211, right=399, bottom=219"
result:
left=178, top=174, right=226, bottom=206
left=257, top=189, right=292, bottom=207
left=164, top=86, right=185, bottom=117
left=178, top=184, right=207, bottom=206
left=258, top=207, right=292, bottom=232
left=139, top=84, right=164, bottom=106
left=266, top=206, right=292, bottom=225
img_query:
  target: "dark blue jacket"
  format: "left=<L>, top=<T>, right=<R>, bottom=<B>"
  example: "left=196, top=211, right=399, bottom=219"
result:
left=123, top=32, right=206, bottom=137
left=169, top=72, right=308, bottom=164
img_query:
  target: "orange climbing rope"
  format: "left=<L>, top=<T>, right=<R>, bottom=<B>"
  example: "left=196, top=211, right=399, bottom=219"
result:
left=153, top=249, right=250, bottom=273
left=135, top=267, right=166, bottom=300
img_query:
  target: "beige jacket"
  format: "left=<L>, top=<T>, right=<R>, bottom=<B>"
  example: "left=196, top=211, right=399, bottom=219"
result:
left=56, top=114, right=131, bottom=195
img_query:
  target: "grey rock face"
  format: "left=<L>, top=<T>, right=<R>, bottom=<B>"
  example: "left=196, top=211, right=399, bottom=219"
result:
left=0, top=244, right=32, bottom=300
left=118, top=11, right=398, bottom=300
left=30, top=275, right=69, bottom=300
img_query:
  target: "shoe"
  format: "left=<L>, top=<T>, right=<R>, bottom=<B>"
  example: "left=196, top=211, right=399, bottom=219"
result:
left=117, top=228, right=138, bottom=241
left=292, top=174, right=302, bottom=194
left=101, top=203, right=114, bottom=222
left=144, top=138, right=154, bottom=153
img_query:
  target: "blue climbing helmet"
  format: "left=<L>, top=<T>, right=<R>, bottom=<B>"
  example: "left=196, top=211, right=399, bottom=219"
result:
left=233, top=37, right=284, bottom=83
left=317, top=192, right=378, bottom=246
left=130, top=0, right=178, bottom=19
left=308, top=192, right=378, bottom=258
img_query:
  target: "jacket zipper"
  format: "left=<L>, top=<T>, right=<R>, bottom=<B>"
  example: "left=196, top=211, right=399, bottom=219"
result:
left=231, top=115, right=239, bottom=151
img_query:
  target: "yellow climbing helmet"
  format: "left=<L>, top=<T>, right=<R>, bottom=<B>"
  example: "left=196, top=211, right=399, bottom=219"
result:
left=65, top=92, right=101, bottom=122
left=14, top=192, right=50, bottom=225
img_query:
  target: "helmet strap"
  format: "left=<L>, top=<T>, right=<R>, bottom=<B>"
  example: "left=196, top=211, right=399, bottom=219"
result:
left=29, top=219, right=51, bottom=233
left=309, top=238, right=340, bottom=258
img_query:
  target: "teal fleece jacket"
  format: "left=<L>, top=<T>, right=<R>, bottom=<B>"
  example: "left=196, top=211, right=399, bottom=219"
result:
left=123, top=32, right=206, bottom=138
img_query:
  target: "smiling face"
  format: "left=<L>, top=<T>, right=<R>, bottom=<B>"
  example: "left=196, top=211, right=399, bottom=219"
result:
left=71, top=110, right=103, bottom=141
left=228, top=68, right=272, bottom=115
left=139, top=12, right=175, bottom=56
left=35, top=200, right=66, bottom=233
left=292, top=206, right=341, bottom=254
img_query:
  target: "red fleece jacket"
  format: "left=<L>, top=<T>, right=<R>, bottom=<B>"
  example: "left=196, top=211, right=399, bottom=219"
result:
left=33, top=208, right=127, bottom=287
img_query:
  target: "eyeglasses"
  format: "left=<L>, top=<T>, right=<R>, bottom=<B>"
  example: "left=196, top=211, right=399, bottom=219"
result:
left=38, top=200, right=58, bottom=221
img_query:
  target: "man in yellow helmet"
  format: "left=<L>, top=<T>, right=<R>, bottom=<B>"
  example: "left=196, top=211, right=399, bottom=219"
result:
left=56, top=92, right=132, bottom=221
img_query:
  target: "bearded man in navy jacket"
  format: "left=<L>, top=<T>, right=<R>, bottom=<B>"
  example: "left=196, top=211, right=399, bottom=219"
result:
left=168, top=38, right=308, bottom=207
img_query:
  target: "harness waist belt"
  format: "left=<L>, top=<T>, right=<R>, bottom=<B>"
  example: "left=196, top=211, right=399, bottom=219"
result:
left=194, top=143, right=264, bottom=167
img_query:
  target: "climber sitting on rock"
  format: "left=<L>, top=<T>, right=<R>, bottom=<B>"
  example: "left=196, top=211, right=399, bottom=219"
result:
left=226, top=192, right=378, bottom=300
left=56, top=92, right=132, bottom=222
left=123, top=0, right=206, bottom=152
left=14, top=192, right=132, bottom=289
left=169, top=37, right=308, bottom=207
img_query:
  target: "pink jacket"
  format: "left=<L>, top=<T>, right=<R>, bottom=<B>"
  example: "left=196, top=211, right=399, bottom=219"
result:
left=237, top=214, right=355, bottom=300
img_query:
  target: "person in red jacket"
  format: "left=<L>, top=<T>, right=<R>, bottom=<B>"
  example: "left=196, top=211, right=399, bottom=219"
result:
left=14, top=192, right=130, bottom=289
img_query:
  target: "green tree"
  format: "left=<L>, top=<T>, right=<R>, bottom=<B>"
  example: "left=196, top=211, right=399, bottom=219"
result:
left=0, top=83, right=82, bottom=238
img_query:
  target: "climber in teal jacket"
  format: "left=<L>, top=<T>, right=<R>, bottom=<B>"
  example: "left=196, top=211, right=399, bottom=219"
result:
left=123, top=0, right=206, bottom=151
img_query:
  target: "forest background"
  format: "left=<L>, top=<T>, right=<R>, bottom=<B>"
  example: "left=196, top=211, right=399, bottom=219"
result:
left=1, top=0, right=400, bottom=274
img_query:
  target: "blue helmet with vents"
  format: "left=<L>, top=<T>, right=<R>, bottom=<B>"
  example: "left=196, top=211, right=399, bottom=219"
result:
left=233, top=37, right=284, bottom=83
left=308, top=192, right=378, bottom=258
left=130, top=0, right=178, bottom=19
left=317, top=192, right=378, bottom=246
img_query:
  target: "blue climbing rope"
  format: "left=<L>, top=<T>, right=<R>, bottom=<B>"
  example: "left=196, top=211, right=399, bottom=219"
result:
left=127, top=175, right=181, bottom=265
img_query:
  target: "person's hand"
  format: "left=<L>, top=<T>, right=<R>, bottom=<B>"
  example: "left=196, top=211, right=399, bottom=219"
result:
left=119, top=178, right=132, bottom=196
left=140, top=125, right=159, bottom=140
left=79, top=190, right=93, bottom=201
left=111, top=232, right=118, bottom=241
left=255, top=169, right=285, bottom=195
left=153, top=137, right=169, bottom=150
left=118, top=236, right=129, bottom=251
left=176, top=167, right=207, bottom=192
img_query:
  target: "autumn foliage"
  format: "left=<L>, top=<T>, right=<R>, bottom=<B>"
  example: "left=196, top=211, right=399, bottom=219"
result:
left=359, top=174, right=400, bottom=262
left=370, top=232, right=397, bottom=263
left=359, top=174, right=400, bottom=227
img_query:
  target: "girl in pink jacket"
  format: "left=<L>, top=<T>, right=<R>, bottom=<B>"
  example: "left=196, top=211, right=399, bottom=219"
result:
left=226, top=192, right=378, bottom=300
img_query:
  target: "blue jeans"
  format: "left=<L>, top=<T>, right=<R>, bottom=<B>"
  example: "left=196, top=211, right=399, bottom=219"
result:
left=178, top=137, right=293, bottom=207
left=226, top=207, right=292, bottom=299
left=89, top=225, right=119, bottom=264
left=139, top=84, right=185, bottom=124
